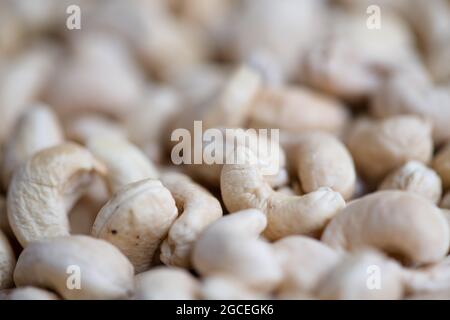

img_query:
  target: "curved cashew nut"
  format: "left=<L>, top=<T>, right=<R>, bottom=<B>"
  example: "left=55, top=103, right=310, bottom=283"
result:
left=1, top=287, right=59, bottom=300
left=7, top=142, right=106, bottom=247
left=159, top=172, right=222, bottom=268
left=274, top=235, right=341, bottom=295
left=87, top=136, right=158, bottom=193
left=14, top=235, right=134, bottom=300
left=315, top=250, right=404, bottom=300
left=433, top=142, right=450, bottom=189
left=286, top=132, right=356, bottom=200
left=347, top=115, right=433, bottom=182
left=92, top=179, right=178, bottom=273
left=0, top=230, right=15, bottom=289
left=221, top=163, right=345, bottom=240
left=1, top=103, right=64, bottom=188
left=192, top=209, right=283, bottom=292
left=379, top=161, right=442, bottom=204
left=321, top=191, right=450, bottom=265
left=248, top=86, right=348, bottom=135
left=134, top=266, right=200, bottom=300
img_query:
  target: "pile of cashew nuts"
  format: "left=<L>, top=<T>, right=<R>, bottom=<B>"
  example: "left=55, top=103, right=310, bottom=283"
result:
left=1, top=0, right=450, bottom=300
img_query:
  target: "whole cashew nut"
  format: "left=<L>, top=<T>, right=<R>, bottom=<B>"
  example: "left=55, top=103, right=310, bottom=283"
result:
left=7, top=142, right=106, bottom=247
left=347, top=115, right=433, bottom=182
left=0, top=230, right=15, bottom=289
left=286, top=132, right=356, bottom=200
left=221, top=163, right=345, bottom=240
left=159, top=172, right=222, bottom=268
left=134, top=266, right=200, bottom=300
left=14, top=235, right=134, bottom=300
left=87, top=136, right=158, bottom=193
left=379, top=161, right=442, bottom=204
left=1, top=103, right=64, bottom=188
left=92, top=179, right=178, bottom=273
left=192, top=209, right=283, bottom=292
left=321, top=191, right=450, bottom=265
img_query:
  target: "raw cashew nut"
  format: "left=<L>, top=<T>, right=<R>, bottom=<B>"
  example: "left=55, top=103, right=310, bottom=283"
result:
left=1, top=103, right=64, bottom=188
left=379, top=161, right=442, bottom=204
left=7, top=143, right=106, bottom=247
left=159, top=172, right=222, bottom=268
left=274, top=235, right=341, bottom=295
left=221, top=163, right=345, bottom=240
left=1, top=287, right=59, bottom=300
left=347, top=115, right=433, bottom=182
left=14, top=235, right=134, bottom=300
left=192, top=209, right=282, bottom=292
left=0, top=230, right=15, bottom=289
left=433, top=142, right=450, bottom=189
left=321, top=191, right=450, bottom=265
left=315, top=250, right=404, bottom=300
left=201, top=275, right=266, bottom=300
left=248, top=86, right=348, bottom=135
left=92, top=179, right=178, bottom=273
left=287, top=132, right=356, bottom=200
left=87, top=136, right=158, bottom=193
left=134, top=266, right=200, bottom=300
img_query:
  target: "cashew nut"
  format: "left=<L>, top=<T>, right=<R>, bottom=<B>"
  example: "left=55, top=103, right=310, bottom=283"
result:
left=14, top=235, right=134, bottom=300
left=92, top=179, right=178, bottom=273
left=347, top=115, right=433, bottom=182
left=1, top=287, right=59, bottom=300
left=221, top=162, right=345, bottom=240
left=7, top=142, right=106, bottom=246
left=159, top=172, right=222, bottom=268
left=134, top=266, right=200, bottom=300
left=87, top=136, right=158, bottom=193
left=379, top=161, right=442, bottom=204
left=1, top=103, right=64, bottom=188
left=321, top=191, right=450, bottom=265
left=192, top=209, right=282, bottom=292
left=201, top=275, right=267, bottom=300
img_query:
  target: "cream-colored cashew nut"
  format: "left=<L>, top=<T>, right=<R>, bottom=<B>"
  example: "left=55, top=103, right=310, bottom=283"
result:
left=14, top=235, right=134, bottom=300
left=433, top=142, right=450, bottom=189
left=322, top=191, right=450, bottom=265
left=7, top=143, right=106, bottom=247
left=1, top=287, right=59, bottom=300
left=134, top=266, right=200, bottom=300
left=379, top=161, right=442, bottom=204
left=274, top=235, right=341, bottom=295
left=192, top=209, right=282, bottom=292
left=315, top=250, right=404, bottom=300
left=221, top=163, right=345, bottom=240
left=159, top=172, right=222, bottom=268
left=1, top=103, right=64, bottom=188
left=0, top=230, right=15, bottom=289
left=87, top=136, right=158, bottom=193
left=248, top=86, right=348, bottom=135
left=287, top=132, right=356, bottom=200
left=347, top=115, right=433, bottom=182
left=92, top=179, right=178, bottom=273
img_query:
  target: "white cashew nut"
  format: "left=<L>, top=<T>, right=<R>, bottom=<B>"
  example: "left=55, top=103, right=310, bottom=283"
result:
left=192, top=209, right=283, bottom=292
left=14, top=235, right=134, bottom=300
left=321, top=191, right=450, bottom=265
left=92, top=179, right=178, bottom=273
left=7, top=143, right=106, bottom=247
left=159, top=172, right=222, bottom=268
